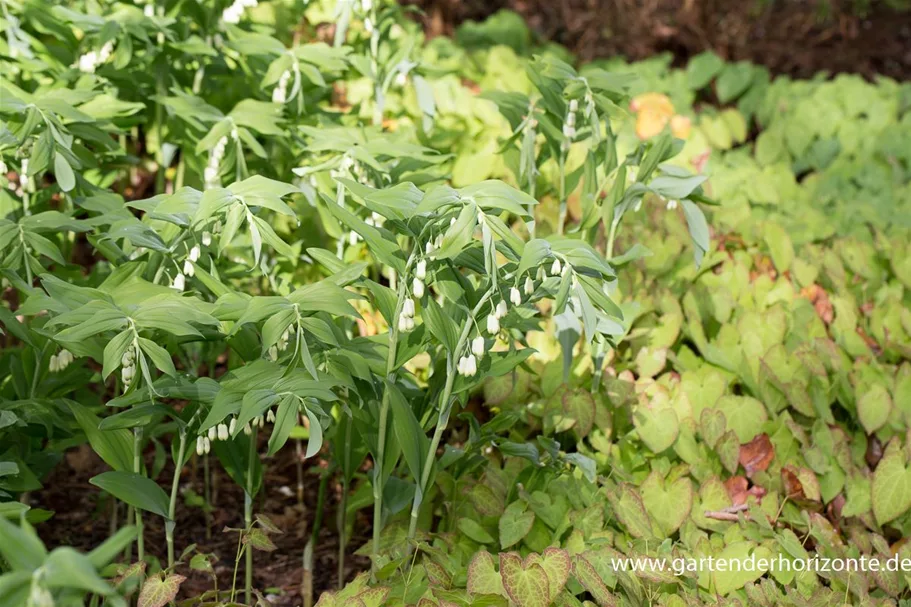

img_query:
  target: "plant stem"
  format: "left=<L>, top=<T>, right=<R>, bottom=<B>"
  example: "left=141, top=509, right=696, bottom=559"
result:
left=407, top=289, right=493, bottom=540
left=154, top=61, right=167, bottom=195
left=606, top=216, right=619, bottom=260
left=244, top=428, right=257, bottom=605
left=203, top=452, right=212, bottom=540
left=371, top=258, right=413, bottom=579
left=133, top=428, right=145, bottom=573
left=166, top=428, right=189, bottom=569
left=338, top=419, right=352, bottom=588
left=557, top=149, right=567, bottom=235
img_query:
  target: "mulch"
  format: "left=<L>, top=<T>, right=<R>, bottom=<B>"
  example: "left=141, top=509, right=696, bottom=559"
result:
left=33, top=440, right=370, bottom=606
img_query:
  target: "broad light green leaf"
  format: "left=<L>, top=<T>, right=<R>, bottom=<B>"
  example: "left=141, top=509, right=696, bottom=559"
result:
left=90, top=471, right=171, bottom=520
left=872, top=439, right=911, bottom=526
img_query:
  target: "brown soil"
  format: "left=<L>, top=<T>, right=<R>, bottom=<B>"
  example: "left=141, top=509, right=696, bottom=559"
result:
left=32, top=441, right=370, bottom=606
left=407, top=0, right=911, bottom=79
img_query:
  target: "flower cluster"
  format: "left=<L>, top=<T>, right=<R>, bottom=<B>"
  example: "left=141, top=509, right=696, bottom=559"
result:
left=183, top=244, right=200, bottom=277
left=222, top=0, right=257, bottom=25
left=562, top=98, right=578, bottom=144
left=398, top=296, right=416, bottom=332
left=272, top=70, right=291, bottom=104
left=268, top=327, right=292, bottom=361
left=48, top=349, right=73, bottom=373
left=120, top=347, right=136, bottom=390
left=76, top=41, right=114, bottom=74
left=202, top=411, right=271, bottom=454
left=204, top=136, right=228, bottom=188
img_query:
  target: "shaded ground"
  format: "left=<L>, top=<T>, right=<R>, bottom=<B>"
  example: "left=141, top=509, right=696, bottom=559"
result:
left=33, top=441, right=370, bottom=606
left=406, top=0, right=911, bottom=79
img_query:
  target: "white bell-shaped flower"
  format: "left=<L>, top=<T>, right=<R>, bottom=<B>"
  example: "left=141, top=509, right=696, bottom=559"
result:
left=496, top=300, right=508, bottom=319
left=487, top=314, right=500, bottom=335
left=412, top=278, right=425, bottom=298
left=415, top=259, right=427, bottom=280
left=510, top=287, right=521, bottom=306
left=524, top=276, right=534, bottom=296
left=551, top=259, right=561, bottom=275
left=471, top=335, right=485, bottom=358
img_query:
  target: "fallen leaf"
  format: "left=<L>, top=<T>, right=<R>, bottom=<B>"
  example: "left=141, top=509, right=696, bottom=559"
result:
left=739, top=433, right=774, bottom=478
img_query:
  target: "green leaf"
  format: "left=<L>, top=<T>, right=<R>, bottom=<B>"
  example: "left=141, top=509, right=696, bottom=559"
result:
left=67, top=401, right=133, bottom=472
left=686, top=51, right=724, bottom=89
left=640, top=471, right=693, bottom=537
left=388, top=381, right=429, bottom=488
left=266, top=396, right=299, bottom=457
left=138, top=337, right=177, bottom=377
left=0, top=516, right=47, bottom=572
left=243, top=527, right=277, bottom=552
left=90, top=471, right=171, bottom=520
left=457, top=518, right=495, bottom=544
left=517, top=239, right=551, bottom=278
left=44, top=548, right=111, bottom=595
left=53, top=152, right=76, bottom=192
left=872, top=439, right=911, bottom=526
left=857, top=384, right=892, bottom=435
left=499, top=500, right=535, bottom=549
left=680, top=199, right=709, bottom=267
left=467, top=550, right=506, bottom=597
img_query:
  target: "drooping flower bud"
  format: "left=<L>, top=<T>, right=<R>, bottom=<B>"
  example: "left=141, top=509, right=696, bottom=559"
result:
left=202, top=231, right=212, bottom=246
left=204, top=437, right=211, bottom=454
left=266, top=408, right=276, bottom=423
left=551, top=259, right=561, bottom=275
left=471, top=335, right=485, bottom=358
left=398, top=315, right=410, bottom=332
left=666, top=199, right=679, bottom=210
left=487, top=314, right=500, bottom=335
left=208, top=426, right=217, bottom=441
left=171, top=273, right=185, bottom=291
left=183, top=259, right=195, bottom=277
left=536, top=266, right=546, bottom=281
left=412, top=278, right=425, bottom=298
left=196, top=436, right=205, bottom=456
left=496, top=300, right=508, bottom=319
left=243, top=423, right=252, bottom=436
left=217, top=423, right=229, bottom=441
left=510, top=287, right=522, bottom=306
left=569, top=99, right=579, bottom=112
left=465, top=354, right=477, bottom=376
left=402, top=298, right=415, bottom=318
left=524, top=276, right=534, bottom=296
left=415, top=259, right=427, bottom=280
left=189, top=245, right=200, bottom=262
left=228, top=417, right=237, bottom=435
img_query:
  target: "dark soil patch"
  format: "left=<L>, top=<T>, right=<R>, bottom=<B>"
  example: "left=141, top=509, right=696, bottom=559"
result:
left=31, top=441, right=370, bottom=606
left=406, top=0, right=911, bottom=79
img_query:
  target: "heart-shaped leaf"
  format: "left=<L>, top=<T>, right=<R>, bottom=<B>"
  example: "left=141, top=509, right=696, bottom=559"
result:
left=499, top=552, right=550, bottom=607
left=640, top=471, right=693, bottom=537
left=499, top=500, right=535, bottom=549
left=467, top=550, right=505, bottom=597
left=138, top=574, right=185, bottom=607
left=872, top=439, right=911, bottom=526
left=525, top=547, right=571, bottom=598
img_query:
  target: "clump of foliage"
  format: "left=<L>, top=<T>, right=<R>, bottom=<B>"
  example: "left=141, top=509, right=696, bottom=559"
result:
left=1, top=1, right=911, bottom=607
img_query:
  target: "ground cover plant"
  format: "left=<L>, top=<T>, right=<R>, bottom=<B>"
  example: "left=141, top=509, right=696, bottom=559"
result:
left=0, top=2, right=910, bottom=607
